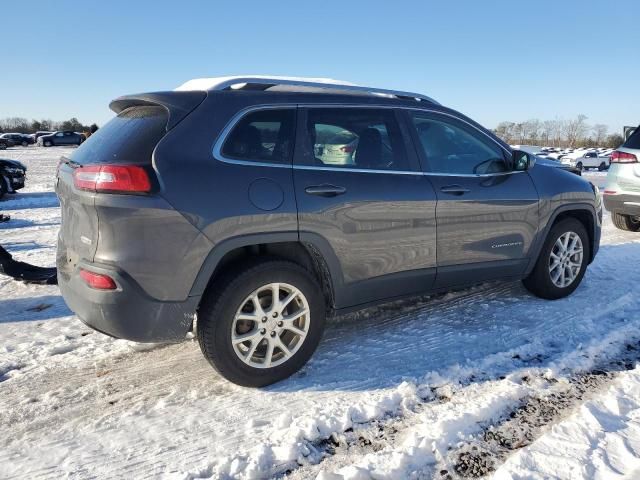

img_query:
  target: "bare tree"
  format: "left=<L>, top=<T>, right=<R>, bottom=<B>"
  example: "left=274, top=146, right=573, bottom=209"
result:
left=592, top=124, right=608, bottom=145
left=563, top=114, right=589, bottom=147
left=522, top=119, right=541, bottom=144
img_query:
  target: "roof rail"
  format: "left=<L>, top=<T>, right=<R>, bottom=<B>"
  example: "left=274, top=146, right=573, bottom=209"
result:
left=176, top=76, right=439, bottom=105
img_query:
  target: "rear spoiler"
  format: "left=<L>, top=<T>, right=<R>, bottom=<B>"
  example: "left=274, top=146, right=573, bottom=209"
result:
left=109, top=91, right=206, bottom=131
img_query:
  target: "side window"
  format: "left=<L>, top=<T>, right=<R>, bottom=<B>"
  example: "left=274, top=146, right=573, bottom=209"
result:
left=222, top=109, right=295, bottom=164
left=56, top=132, right=64, bottom=137
left=411, top=113, right=508, bottom=175
left=303, top=108, right=410, bottom=171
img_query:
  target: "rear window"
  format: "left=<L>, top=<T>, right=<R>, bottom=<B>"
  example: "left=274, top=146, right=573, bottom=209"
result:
left=71, top=106, right=168, bottom=165
left=623, top=127, right=640, bottom=149
left=221, top=109, right=295, bottom=164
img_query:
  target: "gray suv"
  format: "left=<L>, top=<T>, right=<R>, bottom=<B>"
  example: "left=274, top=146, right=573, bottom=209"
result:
left=56, top=77, right=602, bottom=387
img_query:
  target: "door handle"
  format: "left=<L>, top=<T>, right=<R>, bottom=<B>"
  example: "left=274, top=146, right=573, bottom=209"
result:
left=440, top=185, right=470, bottom=196
left=304, top=184, right=347, bottom=197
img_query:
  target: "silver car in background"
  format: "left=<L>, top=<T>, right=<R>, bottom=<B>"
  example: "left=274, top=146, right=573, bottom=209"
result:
left=603, top=126, right=640, bottom=231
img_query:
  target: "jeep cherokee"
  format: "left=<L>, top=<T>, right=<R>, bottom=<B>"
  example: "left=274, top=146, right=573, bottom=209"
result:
left=56, top=76, right=602, bottom=387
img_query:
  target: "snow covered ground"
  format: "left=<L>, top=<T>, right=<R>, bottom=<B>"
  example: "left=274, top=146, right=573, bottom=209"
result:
left=1, top=148, right=640, bottom=479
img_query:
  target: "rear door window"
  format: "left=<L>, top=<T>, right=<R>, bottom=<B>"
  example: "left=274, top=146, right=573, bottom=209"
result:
left=71, top=106, right=168, bottom=165
left=300, top=108, right=410, bottom=171
left=221, top=109, right=295, bottom=164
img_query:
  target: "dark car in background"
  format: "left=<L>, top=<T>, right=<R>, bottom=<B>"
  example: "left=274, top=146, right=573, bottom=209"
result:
left=0, top=138, right=10, bottom=150
left=0, top=158, right=27, bottom=199
left=38, top=131, right=84, bottom=147
left=0, top=133, right=34, bottom=146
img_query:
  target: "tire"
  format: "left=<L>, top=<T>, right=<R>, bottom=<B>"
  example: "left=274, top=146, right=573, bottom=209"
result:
left=197, top=258, right=326, bottom=387
left=612, top=212, right=640, bottom=232
left=0, top=143, right=5, bottom=150
left=44, top=140, right=52, bottom=147
left=576, top=161, right=583, bottom=172
left=523, top=218, right=590, bottom=300
left=598, top=162, right=607, bottom=171
left=21, top=141, right=28, bottom=147
left=0, top=175, right=8, bottom=200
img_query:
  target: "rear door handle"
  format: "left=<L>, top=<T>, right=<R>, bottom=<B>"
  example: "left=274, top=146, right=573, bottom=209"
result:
left=440, top=185, right=470, bottom=196
left=304, top=184, right=347, bottom=197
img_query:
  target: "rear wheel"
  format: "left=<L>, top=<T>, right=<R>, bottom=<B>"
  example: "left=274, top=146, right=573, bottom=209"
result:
left=523, top=218, right=590, bottom=299
left=43, top=140, right=52, bottom=147
left=598, top=162, right=607, bottom=171
left=197, top=258, right=326, bottom=387
left=21, top=140, right=28, bottom=147
left=612, top=212, right=640, bottom=232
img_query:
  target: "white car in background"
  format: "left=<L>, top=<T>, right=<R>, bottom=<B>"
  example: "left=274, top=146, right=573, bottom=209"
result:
left=562, top=150, right=610, bottom=171
left=603, top=127, right=640, bottom=231
left=314, top=128, right=358, bottom=165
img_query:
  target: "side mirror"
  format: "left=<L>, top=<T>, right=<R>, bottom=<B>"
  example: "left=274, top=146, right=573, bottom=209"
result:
left=513, top=150, right=534, bottom=171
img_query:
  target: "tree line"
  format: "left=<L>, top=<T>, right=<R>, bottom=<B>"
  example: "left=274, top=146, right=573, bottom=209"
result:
left=0, top=117, right=98, bottom=134
left=494, top=115, right=624, bottom=149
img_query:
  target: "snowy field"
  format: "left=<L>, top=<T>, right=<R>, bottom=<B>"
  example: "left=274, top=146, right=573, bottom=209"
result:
left=2, top=147, right=640, bottom=479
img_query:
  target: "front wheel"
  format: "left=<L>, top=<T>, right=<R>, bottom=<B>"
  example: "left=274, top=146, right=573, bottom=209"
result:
left=523, top=218, right=590, bottom=300
left=197, top=259, right=326, bottom=387
left=612, top=212, right=640, bottom=232
left=576, top=161, right=583, bottom=172
left=43, top=140, right=52, bottom=147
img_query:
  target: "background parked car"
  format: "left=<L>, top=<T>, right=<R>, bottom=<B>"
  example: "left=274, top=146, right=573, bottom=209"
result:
left=562, top=150, right=610, bottom=171
left=603, top=126, right=640, bottom=231
left=38, top=131, right=84, bottom=147
left=0, top=133, right=34, bottom=146
left=0, top=138, right=10, bottom=150
left=0, top=158, right=27, bottom=200
left=33, top=131, right=53, bottom=142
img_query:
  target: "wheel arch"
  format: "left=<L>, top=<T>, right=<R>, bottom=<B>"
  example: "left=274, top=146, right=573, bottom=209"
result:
left=189, top=232, right=343, bottom=313
left=526, top=203, right=599, bottom=275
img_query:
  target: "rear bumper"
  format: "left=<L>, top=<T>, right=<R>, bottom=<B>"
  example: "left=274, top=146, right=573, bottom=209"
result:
left=604, top=193, right=640, bottom=217
left=58, top=260, right=199, bottom=343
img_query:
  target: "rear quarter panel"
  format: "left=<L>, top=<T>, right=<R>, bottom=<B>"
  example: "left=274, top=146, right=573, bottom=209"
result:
left=151, top=93, right=299, bottom=295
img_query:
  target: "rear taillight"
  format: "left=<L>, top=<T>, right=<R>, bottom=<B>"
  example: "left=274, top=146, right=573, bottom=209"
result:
left=79, top=269, right=117, bottom=290
left=610, top=151, right=638, bottom=164
left=73, top=165, right=151, bottom=193
left=340, top=145, right=355, bottom=153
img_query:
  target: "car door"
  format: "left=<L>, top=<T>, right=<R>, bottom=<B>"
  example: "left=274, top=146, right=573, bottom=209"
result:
left=406, top=110, right=539, bottom=288
left=53, top=132, right=64, bottom=145
left=293, top=106, right=438, bottom=309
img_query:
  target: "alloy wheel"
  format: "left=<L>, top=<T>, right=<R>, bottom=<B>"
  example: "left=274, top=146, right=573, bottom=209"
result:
left=231, top=282, right=310, bottom=368
left=548, top=231, right=583, bottom=288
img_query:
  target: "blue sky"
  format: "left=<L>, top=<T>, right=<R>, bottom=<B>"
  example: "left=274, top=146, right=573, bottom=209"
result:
left=3, top=0, right=638, bottom=134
